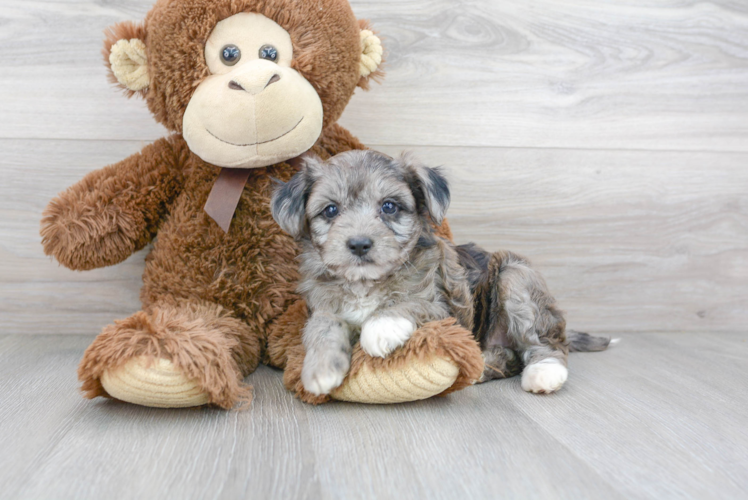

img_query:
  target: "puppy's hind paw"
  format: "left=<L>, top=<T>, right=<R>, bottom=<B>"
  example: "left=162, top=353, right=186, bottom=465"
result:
left=521, top=359, right=568, bottom=394
left=360, top=316, right=416, bottom=358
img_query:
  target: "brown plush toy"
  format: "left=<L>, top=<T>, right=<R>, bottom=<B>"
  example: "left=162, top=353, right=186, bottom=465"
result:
left=40, top=0, right=484, bottom=409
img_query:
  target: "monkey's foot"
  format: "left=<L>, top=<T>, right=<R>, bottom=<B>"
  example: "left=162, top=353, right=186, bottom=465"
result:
left=331, top=354, right=460, bottom=404
left=100, top=357, right=209, bottom=408
left=276, top=316, right=485, bottom=405
left=79, top=303, right=255, bottom=409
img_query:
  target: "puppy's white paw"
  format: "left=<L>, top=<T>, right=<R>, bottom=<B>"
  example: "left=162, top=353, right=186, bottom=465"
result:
left=521, top=358, right=568, bottom=394
left=360, top=316, right=416, bottom=358
left=301, top=348, right=350, bottom=396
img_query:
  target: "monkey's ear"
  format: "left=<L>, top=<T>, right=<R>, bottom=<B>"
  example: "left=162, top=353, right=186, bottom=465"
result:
left=271, top=157, right=321, bottom=240
left=357, top=20, right=384, bottom=89
left=103, top=21, right=149, bottom=96
left=399, top=154, right=451, bottom=226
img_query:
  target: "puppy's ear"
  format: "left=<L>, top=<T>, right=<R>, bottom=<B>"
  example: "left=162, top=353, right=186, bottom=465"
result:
left=271, top=157, right=320, bottom=239
left=399, top=154, right=451, bottom=225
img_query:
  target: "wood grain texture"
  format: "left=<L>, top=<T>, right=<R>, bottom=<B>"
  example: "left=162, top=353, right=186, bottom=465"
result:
left=1, top=333, right=746, bottom=499
left=1, top=1, right=747, bottom=333
left=1, top=1, right=748, bottom=151
left=1, top=2, right=746, bottom=498
left=1, top=139, right=149, bottom=335
left=342, top=0, right=748, bottom=152
left=383, top=145, right=748, bottom=334
left=3, top=139, right=745, bottom=334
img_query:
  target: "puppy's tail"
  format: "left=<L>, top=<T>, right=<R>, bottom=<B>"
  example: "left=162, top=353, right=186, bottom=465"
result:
left=568, top=330, right=618, bottom=352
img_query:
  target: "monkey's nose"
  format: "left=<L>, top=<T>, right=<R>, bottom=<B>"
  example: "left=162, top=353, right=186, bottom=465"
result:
left=347, top=237, right=373, bottom=257
left=228, top=80, right=244, bottom=91
left=228, top=74, right=281, bottom=92
left=265, top=74, right=281, bottom=88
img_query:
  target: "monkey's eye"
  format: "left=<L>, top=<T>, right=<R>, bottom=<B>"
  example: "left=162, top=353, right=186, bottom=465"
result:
left=259, top=45, right=278, bottom=62
left=323, top=204, right=338, bottom=219
left=221, top=45, right=241, bottom=66
left=381, top=201, right=398, bottom=215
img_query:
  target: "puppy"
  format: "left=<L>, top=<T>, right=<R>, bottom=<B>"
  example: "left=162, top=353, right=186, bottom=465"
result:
left=272, top=150, right=610, bottom=396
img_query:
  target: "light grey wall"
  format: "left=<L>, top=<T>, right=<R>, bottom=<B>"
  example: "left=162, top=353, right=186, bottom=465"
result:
left=1, top=0, right=746, bottom=334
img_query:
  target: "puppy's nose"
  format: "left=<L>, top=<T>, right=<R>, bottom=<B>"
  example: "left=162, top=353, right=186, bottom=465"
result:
left=347, top=237, right=373, bottom=257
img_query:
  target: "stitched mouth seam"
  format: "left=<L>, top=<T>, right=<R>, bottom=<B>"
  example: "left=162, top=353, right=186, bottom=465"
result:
left=206, top=116, right=304, bottom=147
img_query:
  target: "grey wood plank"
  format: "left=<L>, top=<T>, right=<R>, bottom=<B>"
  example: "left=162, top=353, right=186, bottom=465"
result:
left=4, top=139, right=745, bottom=334
left=512, top=332, right=748, bottom=499
left=2, top=333, right=747, bottom=499
left=302, top=392, right=625, bottom=500
left=1, top=138, right=152, bottom=335
left=0, top=0, right=167, bottom=141
left=16, top=375, right=321, bottom=500
left=343, top=0, right=748, bottom=152
left=380, top=145, right=748, bottom=334
left=0, top=335, right=95, bottom=499
left=1, top=1, right=747, bottom=152
left=0, top=335, right=321, bottom=500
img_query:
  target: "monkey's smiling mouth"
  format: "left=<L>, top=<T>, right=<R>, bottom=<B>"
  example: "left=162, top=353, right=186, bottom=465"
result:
left=206, top=117, right=304, bottom=147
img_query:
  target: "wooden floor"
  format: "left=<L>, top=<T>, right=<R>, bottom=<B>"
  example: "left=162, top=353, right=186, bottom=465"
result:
left=1, top=332, right=746, bottom=500
left=1, top=1, right=747, bottom=499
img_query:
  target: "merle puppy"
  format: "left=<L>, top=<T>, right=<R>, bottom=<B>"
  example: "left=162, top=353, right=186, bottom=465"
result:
left=271, top=150, right=610, bottom=396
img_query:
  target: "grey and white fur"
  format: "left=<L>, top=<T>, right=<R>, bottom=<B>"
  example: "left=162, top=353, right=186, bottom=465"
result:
left=271, top=150, right=611, bottom=396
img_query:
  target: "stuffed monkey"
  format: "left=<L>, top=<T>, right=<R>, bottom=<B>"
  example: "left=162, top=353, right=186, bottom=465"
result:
left=41, top=0, right=483, bottom=408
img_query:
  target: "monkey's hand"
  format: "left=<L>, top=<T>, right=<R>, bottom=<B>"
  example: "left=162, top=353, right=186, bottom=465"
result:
left=41, top=135, right=188, bottom=270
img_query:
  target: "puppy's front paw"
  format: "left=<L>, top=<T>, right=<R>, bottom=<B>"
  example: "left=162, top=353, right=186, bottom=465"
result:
left=360, top=316, right=416, bottom=358
left=521, top=359, right=568, bottom=394
left=302, top=348, right=351, bottom=396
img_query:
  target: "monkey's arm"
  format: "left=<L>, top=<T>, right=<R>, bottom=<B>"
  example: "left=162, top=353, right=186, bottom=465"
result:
left=41, top=135, right=189, bottom=271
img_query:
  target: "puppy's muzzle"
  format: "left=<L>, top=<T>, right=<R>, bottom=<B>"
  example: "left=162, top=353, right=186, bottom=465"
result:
left=347, top=237, right=373, bottom=257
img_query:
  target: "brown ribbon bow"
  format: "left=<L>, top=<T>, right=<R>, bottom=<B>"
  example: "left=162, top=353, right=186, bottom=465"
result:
left=204, top=156, right=305, bottom=232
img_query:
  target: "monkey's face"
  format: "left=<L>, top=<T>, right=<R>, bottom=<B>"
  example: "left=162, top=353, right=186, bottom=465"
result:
left=103, top=0, right=384, bottom=169
left=182, top=13, right=323, bottom=169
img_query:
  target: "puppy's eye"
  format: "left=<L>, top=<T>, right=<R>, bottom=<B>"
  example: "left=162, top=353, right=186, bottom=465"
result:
left=259, top=45, right=278, bottom=62
left=381, top=201, right=398, bottom=215
left=221, top=45, right=241, bottom=66
left=323, top=204, right=338, bottom=219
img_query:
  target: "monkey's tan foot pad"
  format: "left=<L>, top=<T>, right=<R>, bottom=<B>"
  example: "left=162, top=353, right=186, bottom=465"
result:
left=100, top=357, right=209, bottom=408
left=327, top=318, right=485, bottom=404
left=330, top=355, right=460, bottom=404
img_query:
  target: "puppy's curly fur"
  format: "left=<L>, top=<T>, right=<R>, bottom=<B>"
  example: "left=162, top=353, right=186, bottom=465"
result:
left=272, top=150, right=611, bottom=396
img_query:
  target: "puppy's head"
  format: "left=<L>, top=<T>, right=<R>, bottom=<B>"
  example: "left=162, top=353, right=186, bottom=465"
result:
left=272, top=150, right=450, bottom=281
